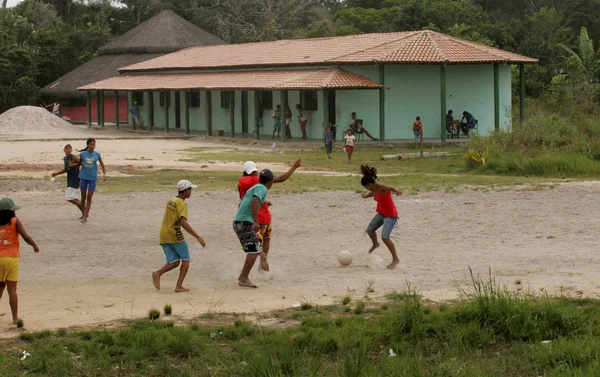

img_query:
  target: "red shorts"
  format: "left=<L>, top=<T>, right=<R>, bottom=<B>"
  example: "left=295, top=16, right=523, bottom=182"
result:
left=345, top=146, right=354, bottom=153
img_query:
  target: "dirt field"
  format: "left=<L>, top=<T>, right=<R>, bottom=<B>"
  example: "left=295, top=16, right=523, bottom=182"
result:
left=1, top=136, right=599, bottom=337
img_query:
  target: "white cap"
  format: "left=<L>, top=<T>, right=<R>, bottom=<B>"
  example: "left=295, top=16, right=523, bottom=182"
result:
left=177, top=180, right=197, bottom=191
left=243, top=161, right=258, bottom=175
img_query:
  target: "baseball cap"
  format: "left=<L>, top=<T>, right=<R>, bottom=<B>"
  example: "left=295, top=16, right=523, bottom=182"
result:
left=259, top=169, right=274, bottom=182
left=0, top=197, right=20, bottom=211
left=177, top=180, right=197, bottom=191
left=243, top=161, right=258, bottom=175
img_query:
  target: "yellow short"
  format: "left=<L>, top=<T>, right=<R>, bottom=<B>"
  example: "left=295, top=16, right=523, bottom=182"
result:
left=0, top=257, right=18, bottom=282
left=257, top=223, right=273, bottom=244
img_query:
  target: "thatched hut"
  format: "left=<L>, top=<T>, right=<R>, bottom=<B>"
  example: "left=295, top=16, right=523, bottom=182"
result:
left=41, top=10, right=224, bottom=123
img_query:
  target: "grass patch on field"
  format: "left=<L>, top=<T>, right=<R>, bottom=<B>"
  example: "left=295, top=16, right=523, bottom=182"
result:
left=99, top=168, right=554, bottom=194
left=181, top=146, right=464, bottom=175
left=3, top=272, right=600, bottom=376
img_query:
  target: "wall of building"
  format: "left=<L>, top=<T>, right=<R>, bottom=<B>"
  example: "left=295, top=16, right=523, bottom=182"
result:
left=63, top=95, right=128, bottom=124
left=339, top=65, right=380, bottom=140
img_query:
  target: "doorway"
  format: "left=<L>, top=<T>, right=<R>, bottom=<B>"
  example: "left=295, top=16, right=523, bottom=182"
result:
left=327, top=90, right=336, bottom=125
left=175, top=92, right=181, bottom=129
left=241, top=91, right=249, bottom=134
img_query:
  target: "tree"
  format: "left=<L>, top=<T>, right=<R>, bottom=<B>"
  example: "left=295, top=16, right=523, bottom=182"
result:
left=211, top=0, right=318, bottom=42
left=559, top=27, right=598, bottom=84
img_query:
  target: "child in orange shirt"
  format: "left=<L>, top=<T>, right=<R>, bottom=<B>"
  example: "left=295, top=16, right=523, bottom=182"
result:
left=412, top=116, right=423, bottom=148
left=0, top=198, right=39, bottom=324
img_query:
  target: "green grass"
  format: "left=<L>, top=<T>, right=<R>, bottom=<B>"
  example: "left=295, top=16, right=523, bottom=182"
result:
left=3, top=279, right=600, bottom=377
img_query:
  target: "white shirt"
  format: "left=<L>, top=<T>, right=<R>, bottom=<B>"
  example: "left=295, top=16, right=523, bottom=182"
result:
left=344, top=135, right=356, bottom=147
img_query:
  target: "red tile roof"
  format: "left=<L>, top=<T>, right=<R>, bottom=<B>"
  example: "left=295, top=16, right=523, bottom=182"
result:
left=120, top=30, right=537, bottom=73
left=77, top=68, right=383, bottom=91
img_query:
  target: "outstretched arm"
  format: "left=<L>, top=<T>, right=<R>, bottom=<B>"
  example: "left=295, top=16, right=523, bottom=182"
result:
left=181, top=217, right=205, bottom=247
left=52, top=168, right=67, bottom=177
left=380, top=184, right=402, bottom=196
left=16, top=218, right=39, bottom=252
left=273, top=159, right=302, bottom=183
left=362, top=191, right=374, bottom=199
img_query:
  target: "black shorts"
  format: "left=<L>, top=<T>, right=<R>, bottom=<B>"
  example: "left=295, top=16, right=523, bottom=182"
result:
left=233, top=221, right=262, bottom=254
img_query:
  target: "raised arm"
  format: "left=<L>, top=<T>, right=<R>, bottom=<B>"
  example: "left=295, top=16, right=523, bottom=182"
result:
left=181, top=217, right=205, bottom=247
left=273, top=159, right=302, bottom=183
left=16, top=218, right=39, bottom=252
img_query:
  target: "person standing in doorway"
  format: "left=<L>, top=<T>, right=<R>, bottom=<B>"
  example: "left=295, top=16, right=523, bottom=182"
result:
left=296, top=104, right=308, bottom=140
left=130, top=101, right=145, bottom=129
left=51, top=144, right=83, bottom=217
left=285, top=105, right=293, bottom=139
left=272, top=105, right=281, bottom=140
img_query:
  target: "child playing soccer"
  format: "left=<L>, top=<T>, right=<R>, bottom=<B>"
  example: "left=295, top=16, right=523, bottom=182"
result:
left=360, top=165, right=402, bottom=269
left=51, top=144, right=83, bottom=217
left=153, top=180, right=205, bottom=292
left=238, top=159, right=301, bottom=272
left=344, top=129, right=356, bottom=162
left=412, top=116, right=423, bottom=148
left=324, top=127, right=334, bottom=159
left=74, top=138, right=106, bottom=224
left=233, top=169, right=274, bottom=288
left=0, top=197, right=39, bottom=324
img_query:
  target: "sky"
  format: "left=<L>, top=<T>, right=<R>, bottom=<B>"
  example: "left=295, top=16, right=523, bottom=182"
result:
left=5, top=0, right=20, bottom=7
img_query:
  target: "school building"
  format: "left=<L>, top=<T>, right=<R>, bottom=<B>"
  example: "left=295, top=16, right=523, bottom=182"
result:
left=79, top=30, right=537, bottom=142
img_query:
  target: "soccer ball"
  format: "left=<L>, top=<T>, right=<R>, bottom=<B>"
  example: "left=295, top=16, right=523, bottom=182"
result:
left=338, top=250, right=352, bottom=266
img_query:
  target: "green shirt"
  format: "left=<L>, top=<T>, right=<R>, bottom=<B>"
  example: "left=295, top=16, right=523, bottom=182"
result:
left=234, top=184, right=268, bottom=223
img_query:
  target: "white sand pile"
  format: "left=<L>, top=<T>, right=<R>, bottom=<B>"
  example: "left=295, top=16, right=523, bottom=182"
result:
left=0, top=106, right=87, bottom=138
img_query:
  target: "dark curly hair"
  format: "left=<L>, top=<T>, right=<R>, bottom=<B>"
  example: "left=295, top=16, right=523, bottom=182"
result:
left=360, top=165, right=377, bottom=187
left=0, top=210, right=16, bottom=226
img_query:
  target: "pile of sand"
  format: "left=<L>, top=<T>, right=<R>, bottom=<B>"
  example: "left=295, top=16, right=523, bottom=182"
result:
left=0, top=106, right=87, bottom=138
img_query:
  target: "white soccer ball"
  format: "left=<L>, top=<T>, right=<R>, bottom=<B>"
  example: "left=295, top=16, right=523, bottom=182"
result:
left=338, top=250, right=352, bottom=266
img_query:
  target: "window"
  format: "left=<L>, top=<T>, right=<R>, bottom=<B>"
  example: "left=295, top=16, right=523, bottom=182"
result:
left=134, top=91, right=144, bottom=106
left=221, top=91, right=233, bottom=108
left=67, top=97, right=87, bottom=107
left=189, top=91, right=201, bottom=108
left=259, top=91, right=273, bottom=110
left=300, top=91, right=318, bottom=111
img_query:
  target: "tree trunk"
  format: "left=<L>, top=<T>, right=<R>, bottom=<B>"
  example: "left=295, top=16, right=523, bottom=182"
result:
left=2, top=0, right=8, bottom=9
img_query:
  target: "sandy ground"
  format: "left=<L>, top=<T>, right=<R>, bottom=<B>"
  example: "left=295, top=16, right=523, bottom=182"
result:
left=1, top=134, right=599, bottom=336
left=0, top=181, right=598, bottom=336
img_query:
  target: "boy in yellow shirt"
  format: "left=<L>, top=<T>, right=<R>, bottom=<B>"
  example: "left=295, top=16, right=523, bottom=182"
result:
left=152, top=180, right=205, bottom=292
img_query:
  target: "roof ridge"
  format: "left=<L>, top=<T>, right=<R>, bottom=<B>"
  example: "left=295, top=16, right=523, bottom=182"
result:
left=272, top=69, right=322, bottom=88
left=438, top=33, right=509, bottom=61
left=424, top=30, right=447, bottom=63
left=326, top=31, right=421, bottom=63
left=322, top=68, right=338, bottom=87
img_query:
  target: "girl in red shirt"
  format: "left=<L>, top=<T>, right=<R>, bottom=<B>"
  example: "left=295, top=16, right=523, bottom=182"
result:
left=360, top=165, right=402, bottom=269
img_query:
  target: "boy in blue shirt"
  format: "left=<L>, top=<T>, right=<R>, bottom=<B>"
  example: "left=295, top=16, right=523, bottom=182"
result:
left=233, top=169, right=274, bottom=288
left=324, top=126, right=334, bottom=159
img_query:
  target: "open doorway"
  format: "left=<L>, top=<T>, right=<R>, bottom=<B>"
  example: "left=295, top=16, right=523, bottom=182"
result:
left=327, top=90, right=336, bottom=125
left=175, top=92, right=181, bottom=129
left=241, top=91, right=249, bottom=134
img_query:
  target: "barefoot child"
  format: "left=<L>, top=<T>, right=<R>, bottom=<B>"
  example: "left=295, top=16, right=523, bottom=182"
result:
left=153, top=180, right=205, bottom=292
left=75, top=138, right=106, bottom=224
left=234, top=169, right=274, bottom=288
left=412, top=116, right=423, bottom=148
left=324, top=127, right=333, bottom=159
left=51, top=144, right=83, bottom=217
left=0, top=197, right=39, bottom=324
left=360, top=165, right=401, bottom=269
left=344, top=129, right=356, bottom=162
left=238, top=160, right=301, bottom=272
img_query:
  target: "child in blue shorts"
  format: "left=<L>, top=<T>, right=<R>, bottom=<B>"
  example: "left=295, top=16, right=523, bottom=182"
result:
left=153, top=180, right=205, bottom=293
left=74, top=138, right=106, bottom=224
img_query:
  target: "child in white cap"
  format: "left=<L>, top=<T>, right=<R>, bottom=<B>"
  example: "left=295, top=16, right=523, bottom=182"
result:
left=152, top=180, right=205, bottom=292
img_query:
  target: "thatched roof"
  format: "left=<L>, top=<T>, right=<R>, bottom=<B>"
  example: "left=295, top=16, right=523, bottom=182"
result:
left=41, top=10, right=224, bottom=98
left=98, top=10, right=224, bottom=55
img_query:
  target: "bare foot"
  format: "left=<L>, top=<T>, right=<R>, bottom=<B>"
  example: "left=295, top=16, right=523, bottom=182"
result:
left=368, top=243, right=380, bottom=254
left=78, top=215, right=84, bottom=220
left=175, top=287, right=190, bottom=293
left=12, top=318, right=19, bottom=325
left=152, top=272, right=160, bottom=290
left=259, top=253, right=270, bottom=272
left=387, top=260, right=400, bottom=269
left=238, top=278, right=258, bottom=288
left=80, top=217, right=87, bottom=224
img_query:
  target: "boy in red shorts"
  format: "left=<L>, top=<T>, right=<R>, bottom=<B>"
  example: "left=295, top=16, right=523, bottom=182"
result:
left=238, top=159, right=301, bottom=272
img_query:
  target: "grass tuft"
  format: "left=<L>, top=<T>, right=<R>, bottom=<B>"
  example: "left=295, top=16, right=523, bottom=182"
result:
left=148, top=308, right=161, bottom=320
left=163, top=304, right=172, bottom=316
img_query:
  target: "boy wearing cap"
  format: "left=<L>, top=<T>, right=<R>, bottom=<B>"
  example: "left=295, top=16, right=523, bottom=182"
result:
left=238, top=159, right=301, bottom=272
left=234, top=169, right=274, bottom=288
left=152, top=180, right=206, bottom=293
left=0, top=197, right=39, bottom=324
left=51, top=144, right=83, bottom=216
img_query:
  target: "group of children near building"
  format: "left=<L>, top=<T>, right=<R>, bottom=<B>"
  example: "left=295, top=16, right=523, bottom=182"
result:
left=0, top=133, right=404, bottom=324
